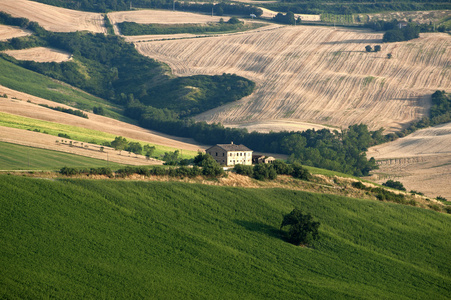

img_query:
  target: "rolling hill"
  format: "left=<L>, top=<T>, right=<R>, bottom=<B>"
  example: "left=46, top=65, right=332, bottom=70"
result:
left=1, top=175, right=450, bottom=299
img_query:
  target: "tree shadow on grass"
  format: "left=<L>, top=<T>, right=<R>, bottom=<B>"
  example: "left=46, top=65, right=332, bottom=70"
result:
left=234, top=220, right=282, bottom=240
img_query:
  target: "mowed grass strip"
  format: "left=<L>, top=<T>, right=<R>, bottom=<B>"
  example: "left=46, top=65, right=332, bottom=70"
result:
left=0, top=142, right=124, bottom=170
left=1, top=176, right=450, bottom=299
left=0, top=112, right=198, bottom=159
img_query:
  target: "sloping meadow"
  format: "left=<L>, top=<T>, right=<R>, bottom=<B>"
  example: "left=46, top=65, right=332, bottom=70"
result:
left=1, top=175, right=450, bottom=299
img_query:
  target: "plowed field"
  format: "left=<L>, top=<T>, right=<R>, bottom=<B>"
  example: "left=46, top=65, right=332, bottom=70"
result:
left=0, top=0, right=106, bottom=33
left=135, top=26, right=450, bottom=132
left=4, top=47, right=71, bottom=63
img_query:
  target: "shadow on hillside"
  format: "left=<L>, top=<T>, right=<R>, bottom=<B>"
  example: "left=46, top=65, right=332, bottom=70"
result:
left=234, top=220, right=281, bottom=240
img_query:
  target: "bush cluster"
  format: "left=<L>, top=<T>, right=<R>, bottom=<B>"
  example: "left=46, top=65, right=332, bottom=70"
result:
left=234, top=161, right=311, bottom=181
left=39, top=104, right=88, bottom=118
left=60, top=166, right=113, bottom=177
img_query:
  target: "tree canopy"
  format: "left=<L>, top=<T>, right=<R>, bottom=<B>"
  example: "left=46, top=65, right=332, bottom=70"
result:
left=280, top=208, right=320, bottom=246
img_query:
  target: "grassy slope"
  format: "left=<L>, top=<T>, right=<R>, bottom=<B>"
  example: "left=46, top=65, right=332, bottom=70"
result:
left=0, top=112, right=198, bottom=159
left=0, top=142, right=124, bottom=170
left=0, top=57, right=125, bottom=121
left=1, top=175, right=450, bottom=299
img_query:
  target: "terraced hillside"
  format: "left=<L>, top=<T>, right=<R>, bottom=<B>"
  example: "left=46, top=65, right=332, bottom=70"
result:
left=136, top=26, right=450, bottom=132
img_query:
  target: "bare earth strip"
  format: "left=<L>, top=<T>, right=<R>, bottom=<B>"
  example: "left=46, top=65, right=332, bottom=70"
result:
left=0, top=24, right=30, bottom=41
left=0, top=85, right=208, bottom=153
left=367, top=122, right=451, bottom=199
left=3, top=47, right=72, bottom=63
left=0, top=0, right=106, bottom=33
left=135, top=26, right=450, bottom=133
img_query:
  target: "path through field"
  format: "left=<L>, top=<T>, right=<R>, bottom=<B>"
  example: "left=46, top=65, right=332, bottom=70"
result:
left=367, top=122, right=451, bottom=199
left=0, top=0, right=106, bottom=33
left=136, top=26, right=450, bottom=133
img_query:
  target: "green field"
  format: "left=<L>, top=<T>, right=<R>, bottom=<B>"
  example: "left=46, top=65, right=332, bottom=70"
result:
left=1, top=175, right=450, bottom=299
left=0, top=56, right=125, bottom=121
left=0, top=112, right=198, bottom=159
left=0, top=142, right=125, bottom=170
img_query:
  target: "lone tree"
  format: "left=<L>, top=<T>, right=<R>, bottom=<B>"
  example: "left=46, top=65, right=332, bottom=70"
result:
left=374, top=45, right=381, bottom=52
left=387, top=53, right=393, bottom=59
left=365, top=45, right=372, bottom=52
left=280, top=208, right=320, bottom=246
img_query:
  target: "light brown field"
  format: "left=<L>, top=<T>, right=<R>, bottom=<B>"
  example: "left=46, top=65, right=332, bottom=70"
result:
left=0, top=24, right=30, bottom=41
left=0, top=85, right=207, bottom=154
left=135, top=26, right=450, bottom=133
left=259, top=8, right=321, bottom=21
left=3, top=47, right=72, bottom=63
left=0, top=0, right=106, bottom=33
left=108, top=9, right=230, bottom=35
left=367, top=122, right=451, bottom=199
left=360, top=10, right=451, bottom=24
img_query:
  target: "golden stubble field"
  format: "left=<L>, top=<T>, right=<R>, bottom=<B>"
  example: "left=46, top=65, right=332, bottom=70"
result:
left=0, top=0, right=106, bottom=33
left=367, top=122, right=451, bottom=199
left=0, top=24, right=30, bottom=41
left=136, top=26, right=450, bottom=133
left=4, top=47, right=72, bottom=63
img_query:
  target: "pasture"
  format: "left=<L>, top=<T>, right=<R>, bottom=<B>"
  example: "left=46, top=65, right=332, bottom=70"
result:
left=1, top=176, right=450, bottom=298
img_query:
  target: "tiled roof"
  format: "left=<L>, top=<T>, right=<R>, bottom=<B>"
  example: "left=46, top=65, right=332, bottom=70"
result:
left=211, top=144, right=252, bottom=152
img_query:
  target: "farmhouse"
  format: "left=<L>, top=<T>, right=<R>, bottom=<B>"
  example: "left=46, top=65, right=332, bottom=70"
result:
left=206, top=142, right=253, bottom=166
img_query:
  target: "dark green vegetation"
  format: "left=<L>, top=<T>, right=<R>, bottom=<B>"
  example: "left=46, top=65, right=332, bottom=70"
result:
left=234, top=160, right=311, bottom=181
left=280, top=208, right=320, bottom=246
left=383, top=179, right=406, bottom=191
left=1, top=175, right=450, bottom=298
left=38, top=104, right=88, bottom=118
left=118, top=19, right=264, bottom=36
left=0, top=142, right=123, bottom=170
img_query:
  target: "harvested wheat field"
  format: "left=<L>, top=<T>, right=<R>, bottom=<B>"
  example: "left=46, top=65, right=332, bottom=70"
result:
left=3, top=47, right=72, bottom=63
left=259, top=8, right=321, bottom=21
left=0, top=85, right=207, bottom=153
left=367, top=122, right=451, bottom=199
left=0, top=0, right=106, bottom=33
left=136, top=26, right=450, bottom=133
left=0, top=24, right=30, bottom=41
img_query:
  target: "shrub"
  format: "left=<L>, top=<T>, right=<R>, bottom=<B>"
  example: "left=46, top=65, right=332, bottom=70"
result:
left=382, top=180, right=406, bottom=191
left=291, top=163, right=311, bottom=180
left=253, top=164, right=277, bottom=181
left=60, top=166, right=78, bottom=176
left=352, top=181, right=367, bottom=190
left=233, top=164, right=254, bottom=177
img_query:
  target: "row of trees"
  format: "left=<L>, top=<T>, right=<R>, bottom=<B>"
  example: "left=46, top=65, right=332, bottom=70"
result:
left=234, top=160, right=311, bottom=181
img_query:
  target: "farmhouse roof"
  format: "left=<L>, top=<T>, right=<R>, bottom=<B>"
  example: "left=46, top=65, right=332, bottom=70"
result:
left=212, top=143, right=252, bottom=152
